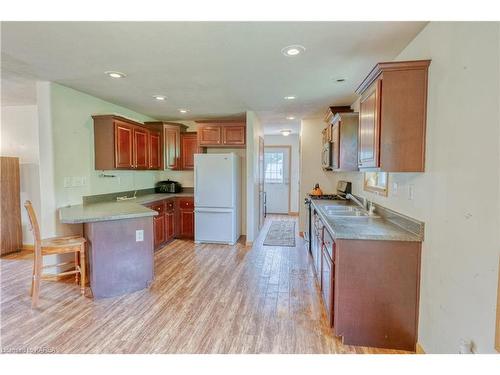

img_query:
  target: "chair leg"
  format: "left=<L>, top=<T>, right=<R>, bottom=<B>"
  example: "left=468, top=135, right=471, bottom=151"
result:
left=30, top=262, right=35, bottom=297
left=79, top=245, right=86, bottom=296
left=31, top=255, right=42, bottom=308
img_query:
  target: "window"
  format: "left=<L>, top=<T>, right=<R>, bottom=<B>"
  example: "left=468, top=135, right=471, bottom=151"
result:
left=264, top=151, right=284, bottom=183
left=364, top=172, right=389, bottom=196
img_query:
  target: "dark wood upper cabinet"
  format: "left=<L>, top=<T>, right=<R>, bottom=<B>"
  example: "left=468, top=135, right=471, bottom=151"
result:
left=114, top=121, right=134, bottom=169
left=133, top=127, right=149, bottom=169
left=198, top=126, right=222, bottom=146
left=222, top=125, right=246, bottom=146
left=164, top=125, right=181, bottom=170
left=93, top=115, right=162, bottom=170
left=325, top=108, right=359, bottom=172
left=196, top=120, right=246, bottom=147
left=356, top=60, right=431, bottom=172
left=181, top=132, right=200, bottom=170
left=149, top=131, right=162, bottom=170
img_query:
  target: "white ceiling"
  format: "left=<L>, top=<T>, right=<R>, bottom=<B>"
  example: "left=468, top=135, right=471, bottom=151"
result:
left=1, top=22, right=426, bottom=130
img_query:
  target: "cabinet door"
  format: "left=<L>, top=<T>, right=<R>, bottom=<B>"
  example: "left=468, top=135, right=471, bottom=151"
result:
left=321, top=249, right=333, bottom=327
left=165, top=126, right=181, bottom=169
left=114, top=122, right=134, bottom=168
left=198, top=126, right=222, bottom=146
left=331, top=122, right=340, bottom=170
left=149, top=131, right=162, bottom=170
left=134, top=128, right=149, bottom=169
left=153, top=214, right=165, bottom=248
left=181, top=133, right=199, bottom=170
left=180, top=209, right=194, bottom=238
left=358, top=80, right=381, bottom=169
left=222, top=125, right=245, bottom=146
left=165, top=211, right=175, bottom=242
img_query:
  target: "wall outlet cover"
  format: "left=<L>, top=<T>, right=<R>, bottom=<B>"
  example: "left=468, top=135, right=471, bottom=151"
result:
left=136, top=230, right=144, bottom=242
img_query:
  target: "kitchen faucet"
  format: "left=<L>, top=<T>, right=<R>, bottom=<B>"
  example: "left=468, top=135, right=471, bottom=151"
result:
left=346, top=193, right=366, bottom=210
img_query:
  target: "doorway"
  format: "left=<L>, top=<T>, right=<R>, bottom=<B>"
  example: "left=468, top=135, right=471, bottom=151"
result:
left=264, top=146, right=291, bottom=214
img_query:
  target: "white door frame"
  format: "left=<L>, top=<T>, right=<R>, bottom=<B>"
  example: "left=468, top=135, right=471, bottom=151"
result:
left=264, top=145, right=292, bottom=215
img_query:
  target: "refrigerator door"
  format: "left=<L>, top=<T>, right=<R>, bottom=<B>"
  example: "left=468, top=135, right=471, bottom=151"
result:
left=195, top=208, right=236, bottom=244
left=194, top=154, right=235, bottom=208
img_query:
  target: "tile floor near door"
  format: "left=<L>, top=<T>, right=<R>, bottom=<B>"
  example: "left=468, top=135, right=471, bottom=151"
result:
left=0, top=215, right=409, bottom=354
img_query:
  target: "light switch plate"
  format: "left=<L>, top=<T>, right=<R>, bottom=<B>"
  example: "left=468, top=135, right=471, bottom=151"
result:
left=408, top=184, right=415, bottom=200
left=136, top=230, right=144, bottom=242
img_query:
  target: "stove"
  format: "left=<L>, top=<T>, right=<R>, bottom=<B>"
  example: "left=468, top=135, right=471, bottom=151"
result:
left=304, top=181, right=352, bottom=253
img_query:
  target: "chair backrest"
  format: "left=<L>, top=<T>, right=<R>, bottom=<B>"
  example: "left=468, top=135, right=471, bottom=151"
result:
left=24, top=200, right=42, bottom=254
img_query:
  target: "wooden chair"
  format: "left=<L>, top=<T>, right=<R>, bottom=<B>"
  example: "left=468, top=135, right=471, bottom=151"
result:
left=24, top=200, right=87, bottom=308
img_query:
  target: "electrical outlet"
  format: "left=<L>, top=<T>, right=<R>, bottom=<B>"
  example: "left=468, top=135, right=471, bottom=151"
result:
left=136, top=230, right=144, bottom=242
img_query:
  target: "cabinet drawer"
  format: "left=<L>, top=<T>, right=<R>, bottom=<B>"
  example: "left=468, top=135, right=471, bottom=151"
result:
left=150, top=202, right=165, bottom=214
left=165, top=199, right=175, bottom=212
left=179, top=198, right=194, bottom=209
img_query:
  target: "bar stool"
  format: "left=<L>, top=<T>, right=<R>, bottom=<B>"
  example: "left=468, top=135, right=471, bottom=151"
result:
left=24, top=200, right=87, bottom=308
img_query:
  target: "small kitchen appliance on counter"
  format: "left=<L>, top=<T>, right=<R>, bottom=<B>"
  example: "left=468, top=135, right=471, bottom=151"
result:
left=304, top=180, right=352, bottom=252
left=155, top=179, right=182, bottom=194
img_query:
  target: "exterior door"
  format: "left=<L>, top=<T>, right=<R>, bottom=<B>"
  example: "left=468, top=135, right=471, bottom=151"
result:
left=264, top=146, right=290, bottom=214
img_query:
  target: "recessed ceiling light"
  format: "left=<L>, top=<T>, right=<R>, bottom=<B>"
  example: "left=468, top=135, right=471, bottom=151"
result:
left=286, top=116, right=295, bottom=120
left=153, top=95, right=166, bottom=101
left=280, top=129, right=292, bottom=136
left=281, top=45, right=306, bottom=57
left=284, top=96, right=296, bottom=100
left=178, top=109, right=189, bottom=113
left=105, top=71, right=126, bottom=79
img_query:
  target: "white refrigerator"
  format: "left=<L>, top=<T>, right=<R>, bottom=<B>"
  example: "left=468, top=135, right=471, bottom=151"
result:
left=194, top=153, right=241, bottom=245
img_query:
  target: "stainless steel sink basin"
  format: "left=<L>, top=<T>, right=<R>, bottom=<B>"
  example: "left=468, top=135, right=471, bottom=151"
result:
left=323, top=205, right=379, bottom=219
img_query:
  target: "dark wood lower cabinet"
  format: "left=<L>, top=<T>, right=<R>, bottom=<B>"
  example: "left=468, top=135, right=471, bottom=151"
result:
left=146, top=196, right=194, bottom=250
left=153, top=214, right=165, bottom=248
left=179, top=209, right=194, bottom=238
left=312, top=214, right=421, bottom=352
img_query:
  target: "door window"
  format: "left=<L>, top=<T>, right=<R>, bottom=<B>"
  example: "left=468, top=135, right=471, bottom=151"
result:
left=264, top=151, right=284, bottom=184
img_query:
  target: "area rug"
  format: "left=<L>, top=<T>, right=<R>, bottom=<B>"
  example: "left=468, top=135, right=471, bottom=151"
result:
left=263, top=221, right=296, bottom=247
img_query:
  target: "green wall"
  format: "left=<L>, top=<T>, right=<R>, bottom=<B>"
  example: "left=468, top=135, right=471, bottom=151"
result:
left=50, top=83, right=159, bottom=208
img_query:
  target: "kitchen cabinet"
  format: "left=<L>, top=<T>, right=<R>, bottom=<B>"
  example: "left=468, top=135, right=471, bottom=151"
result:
left=133, top=127, right=149, bottom=169
left=324, top=108, right=359, bottom=172
left=149, top=131, right=162, bottom=169
left=114, top=122, right=134, bottom=168
left=163, top=124, right=181, bottom=170
left=1, top=157, right=22, bottom=255
left=196, top=120, right=246, bottom=147
left=198, top=126, right=222, bottom=146
left=146, top=197, right=194, bottom=250
left=179, top=198, right=194, bottom=238
left=93, top=115, right=163, bottom=170
left=180, top=132, right=200, bottom=170
left=355, top=60, right=431, bottom=172
left=309, top=203, right=421, bottom=351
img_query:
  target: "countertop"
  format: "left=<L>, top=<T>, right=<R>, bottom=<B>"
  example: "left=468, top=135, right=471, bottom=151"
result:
left=310, top=199, right=423, bottom=242
left=59, top=193, right=194, bottom=224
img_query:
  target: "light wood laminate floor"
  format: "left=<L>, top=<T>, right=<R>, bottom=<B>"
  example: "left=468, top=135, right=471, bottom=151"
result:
left=0, top=215, right=409, bottom=354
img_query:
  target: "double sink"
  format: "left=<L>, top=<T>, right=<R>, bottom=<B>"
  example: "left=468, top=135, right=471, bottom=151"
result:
left=323, top=204, right=379, bottom=219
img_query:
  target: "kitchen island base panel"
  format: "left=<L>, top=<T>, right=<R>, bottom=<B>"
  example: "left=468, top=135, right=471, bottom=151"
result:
left=84, top=217, right=154, bottom=298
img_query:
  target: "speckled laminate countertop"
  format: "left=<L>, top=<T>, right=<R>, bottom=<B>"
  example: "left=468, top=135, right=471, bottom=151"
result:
left=311, top=199, right=423, bottom=242
left=59, top=193, right=194, bottom=224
